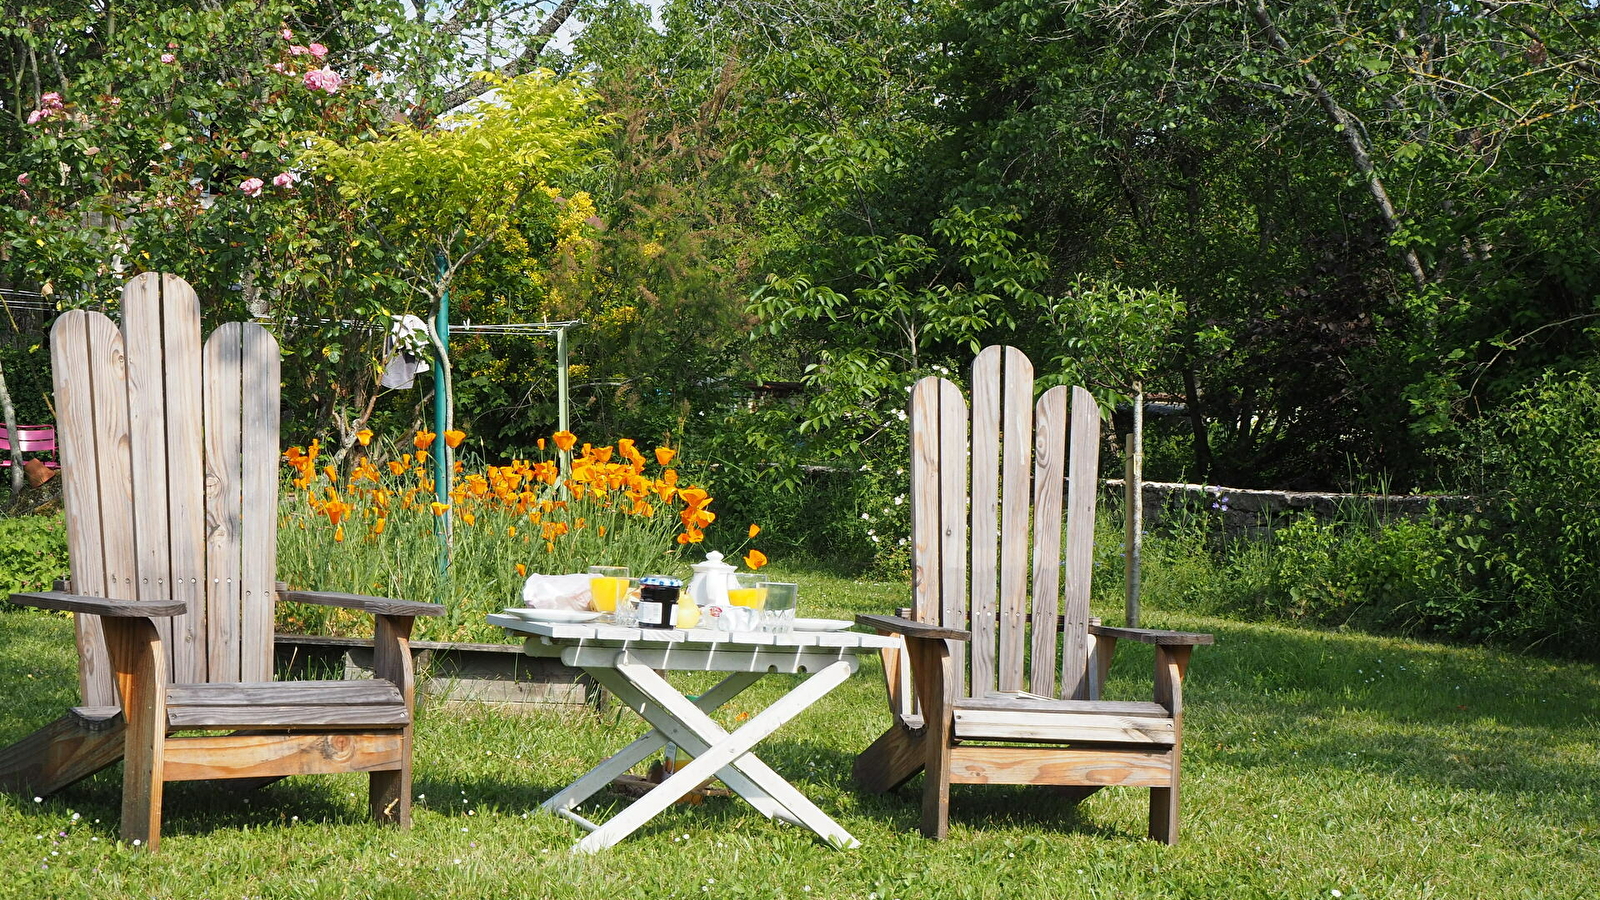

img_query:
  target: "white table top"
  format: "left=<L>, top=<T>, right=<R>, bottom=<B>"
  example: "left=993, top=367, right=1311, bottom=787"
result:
left=486, top=613, right=901, bottom=651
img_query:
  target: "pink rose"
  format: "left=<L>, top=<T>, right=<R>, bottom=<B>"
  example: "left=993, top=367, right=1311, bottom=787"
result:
left=161, top=53, right=176, bottom=64
left=239, top=177, right=264, bottom=198
left=167, top=42, right=178, bottom=49
left=269, top=62, right=286, bottom=74
left=25, top=109, right=42, bottom=125
left=280, top=27, right=294, bottom=40
left=308, top=43, right=328, bottom=59
left=289, top=45, right=310, bottom=56
left=40, top=92, right=62, bottom=107
left=272, top=172, right=298, bottom=188
left=16, top=174, right=29, bottom=186
left=303, top=68, right=342, bottom=94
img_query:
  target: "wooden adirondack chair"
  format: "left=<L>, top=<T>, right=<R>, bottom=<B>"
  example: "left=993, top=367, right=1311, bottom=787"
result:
left=854, top=346, right=1213, bottom=843
left=0, top=273, right=442, bottom=851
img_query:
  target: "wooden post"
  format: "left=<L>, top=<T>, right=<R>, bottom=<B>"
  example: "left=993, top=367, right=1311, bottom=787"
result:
left=1124, top=384, right=1144, bottom=628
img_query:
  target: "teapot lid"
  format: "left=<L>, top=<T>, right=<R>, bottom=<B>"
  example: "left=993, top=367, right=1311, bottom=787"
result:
left=693, top=550, right=735, bottom=572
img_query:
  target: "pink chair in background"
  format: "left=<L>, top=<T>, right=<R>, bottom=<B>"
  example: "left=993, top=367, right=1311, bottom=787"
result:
left=0, top=425, right=58, bottom=468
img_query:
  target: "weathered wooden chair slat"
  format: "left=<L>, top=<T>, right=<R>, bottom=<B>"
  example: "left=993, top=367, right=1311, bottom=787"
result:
left=855, top=345, right=1213, bottom=844
left=0, top=273, right=442, bottom=851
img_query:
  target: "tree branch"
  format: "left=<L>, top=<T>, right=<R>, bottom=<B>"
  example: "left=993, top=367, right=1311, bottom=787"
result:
left=1249, top=0, right=1428, bottom=288
left=436, top=0, right=582, bottom=112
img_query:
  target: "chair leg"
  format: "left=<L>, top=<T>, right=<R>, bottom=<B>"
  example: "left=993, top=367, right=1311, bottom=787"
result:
left=1149, top=745, right=1181, bottom=844
left=906, top=637, right=956, bottom=840
left=370, top=729, right=411, bottom=827
left=920, top=762, right=952, bottom=839
left=102, top=618, right=167, bottom=851
left=0, top=709, right=125, bottom=798
left=854, top=723, right=925, bottom=794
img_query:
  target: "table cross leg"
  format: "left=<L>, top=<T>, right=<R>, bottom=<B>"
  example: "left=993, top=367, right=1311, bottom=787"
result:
left=585, top=668, right=807, bottom=829
left=542, top=671, right=763, bottom=816
left=572, top=658, right=857, bottom=854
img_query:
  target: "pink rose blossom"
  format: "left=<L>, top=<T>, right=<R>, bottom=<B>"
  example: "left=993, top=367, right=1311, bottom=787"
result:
left=25, top=109, right=43, bottom=125
left=239, top=177, right=264, bottom=198
left=280, top=27, right=294, bottom=40
left=161, top=53, right=176, bottom=64
left=269, top=62, right=286, bottom=74
left=40, top=92, right=62, bottom=107
left=167, top=42, right=178, bottom=49
left=308, top=43, right=328, bottom=59
left=16, top=174, right=30, bottom=186
left=303, top=68, right=342, bottom=94
left=289, top=44, right=310, bottom=56
left=272, top=172, right=299, bottom=188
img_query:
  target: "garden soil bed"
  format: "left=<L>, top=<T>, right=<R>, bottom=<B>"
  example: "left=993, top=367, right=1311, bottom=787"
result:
left=274, top=634, right=605, bottom=712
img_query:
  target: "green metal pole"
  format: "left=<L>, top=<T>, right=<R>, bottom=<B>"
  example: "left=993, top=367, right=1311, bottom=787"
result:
left=434, top=254, right=451, bottom=589
left=556, top=325, right=571, bottom=479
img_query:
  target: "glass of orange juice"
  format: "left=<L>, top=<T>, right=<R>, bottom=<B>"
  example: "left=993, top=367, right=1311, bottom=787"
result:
left=588, top=566, right=630, bottom=613
left=726, top=579, right=766, bottom=608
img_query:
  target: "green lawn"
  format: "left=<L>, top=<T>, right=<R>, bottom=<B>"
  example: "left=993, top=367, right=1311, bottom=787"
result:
left=2, top=565, right=1597, bottom=899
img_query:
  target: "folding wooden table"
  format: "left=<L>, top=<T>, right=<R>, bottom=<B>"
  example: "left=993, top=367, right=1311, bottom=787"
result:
left=487, top=614, right=901, bottom=853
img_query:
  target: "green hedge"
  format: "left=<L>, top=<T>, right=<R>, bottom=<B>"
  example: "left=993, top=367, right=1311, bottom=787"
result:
left=0, top=514, right=69, bottom=599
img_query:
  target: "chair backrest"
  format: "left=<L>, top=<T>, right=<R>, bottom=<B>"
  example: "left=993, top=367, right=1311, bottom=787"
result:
left=0, top=426, right=58, bottom=453
left=909, top=346, right=1102, bottom=701
left=52, top=273, right=281, bottom=706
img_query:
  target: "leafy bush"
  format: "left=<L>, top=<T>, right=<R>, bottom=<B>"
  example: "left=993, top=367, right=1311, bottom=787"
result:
left=0, top=514, right=69, bottom=600
left=1140, top=506, right=1491, bottom=647
left=1443, top=370, right=1600, bottom=652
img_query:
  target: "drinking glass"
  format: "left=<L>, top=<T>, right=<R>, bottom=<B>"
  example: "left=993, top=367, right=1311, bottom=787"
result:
left=588, top=566, right=631, bottom=613
left=726, top=578, right=766, bottom=608
left=615, top=578, right=642, bottom=627
left=758, top=581, right=798, bottom=634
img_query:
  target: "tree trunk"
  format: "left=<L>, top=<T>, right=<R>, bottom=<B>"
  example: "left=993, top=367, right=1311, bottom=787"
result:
left=0, top=356, right=24, bottom=497
left=1182, top=363, right=1211, bottom=482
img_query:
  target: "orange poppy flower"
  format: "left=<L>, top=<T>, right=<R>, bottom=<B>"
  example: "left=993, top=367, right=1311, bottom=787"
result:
left=553, top=430, right=577, bottom=452
left=516, top=563, right=527, bottom=577
left=748, top=524, right=761, bottom=539
left=372, top=517, right=386, bottom=535
left=430, top=501, right=450, bottom=516
left=678, top=486, right=710, bottom=509
left=744, top=549, right=767, bottom=570
left=334, top=525, right=345, bottom=543
left=388, top=461, right=407, bottom=476
left=444, top=429, right=466, bottom=449
left=461, top=511, right=476, bottom=526
left=414, top=430, right=437, bottom=450
left=356, top=429, right=373, bottom=447
left=655, top=447, right=676, bottom=466
left=537, top=438, right=546, bottom=451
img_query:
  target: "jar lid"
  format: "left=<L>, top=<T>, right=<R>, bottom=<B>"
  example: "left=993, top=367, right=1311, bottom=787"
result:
left=639, top=576, right=683, bottom=587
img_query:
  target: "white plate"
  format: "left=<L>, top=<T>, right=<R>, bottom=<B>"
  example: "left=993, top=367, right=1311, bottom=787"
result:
left=791, top=618, right=853, bottom=632
left=500, top=608, right=601, bottom=624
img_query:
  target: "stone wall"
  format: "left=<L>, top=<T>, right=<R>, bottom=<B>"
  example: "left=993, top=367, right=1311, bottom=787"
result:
left=1104, top=480, right=1474, bottom=539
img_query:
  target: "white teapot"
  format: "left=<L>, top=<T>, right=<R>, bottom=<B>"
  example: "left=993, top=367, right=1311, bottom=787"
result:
left=687, top=550, right=740, bottom=608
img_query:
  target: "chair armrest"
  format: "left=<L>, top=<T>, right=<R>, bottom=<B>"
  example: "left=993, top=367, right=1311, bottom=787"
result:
left=856, top=613, right=970, bottom=641
left=9, top=591, right=187, bottom=618
left=281, top=590, right=444, bottom=618
left=1088, top=624, right=1213, bottom=646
